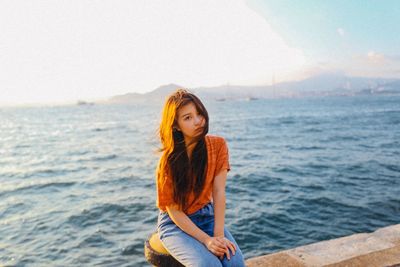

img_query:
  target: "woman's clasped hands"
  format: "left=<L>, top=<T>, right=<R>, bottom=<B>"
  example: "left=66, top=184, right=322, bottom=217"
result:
left=205, top=236, right=236, bottom=260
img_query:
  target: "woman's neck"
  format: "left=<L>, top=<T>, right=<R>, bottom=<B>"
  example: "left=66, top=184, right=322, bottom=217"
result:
left=185, top=139, right=197, bottom=161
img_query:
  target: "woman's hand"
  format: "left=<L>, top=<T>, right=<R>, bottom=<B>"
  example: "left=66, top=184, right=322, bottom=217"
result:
left=219, top=237, right=236, bottom=260
left=204, top=236, right=237, bottom=260
left=204, top=236, right=227, bottom=258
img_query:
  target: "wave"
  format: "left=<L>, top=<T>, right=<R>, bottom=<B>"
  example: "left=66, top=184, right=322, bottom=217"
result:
left=0, top=181, right=76, bottom=198
left=87, top=154, right=118, bottom=162
left=65, top=203, right=146, bottom=228
left=77, top=232, right=115, bottom=248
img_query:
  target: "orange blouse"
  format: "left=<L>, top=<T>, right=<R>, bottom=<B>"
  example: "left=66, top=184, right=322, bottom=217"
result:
left=156, top=135, right=230, bottom=215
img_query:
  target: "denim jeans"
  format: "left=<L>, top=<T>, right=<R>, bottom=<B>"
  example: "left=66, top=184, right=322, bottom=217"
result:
left=157, top=202, right=245, bottom=267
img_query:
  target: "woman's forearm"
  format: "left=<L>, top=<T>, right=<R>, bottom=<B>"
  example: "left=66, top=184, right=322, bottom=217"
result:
left=166, top=206, right=210, bottom=244
left=213, top=190, right=226, bottom=237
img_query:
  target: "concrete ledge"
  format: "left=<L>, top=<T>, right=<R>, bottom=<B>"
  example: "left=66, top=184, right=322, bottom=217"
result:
left=246, top=224, right=400, bottom=267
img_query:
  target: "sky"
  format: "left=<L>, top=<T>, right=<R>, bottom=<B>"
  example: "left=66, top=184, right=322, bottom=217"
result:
left=1, top=0, right=399, bottom=105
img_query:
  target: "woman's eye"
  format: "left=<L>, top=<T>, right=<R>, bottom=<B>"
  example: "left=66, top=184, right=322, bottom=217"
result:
left=184, top=116, right=191, bottom=121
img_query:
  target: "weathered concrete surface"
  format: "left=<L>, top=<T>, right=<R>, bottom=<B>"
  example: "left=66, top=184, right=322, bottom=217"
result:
left=245, top=252, right=306, bottom=267
left=246, top=224, right=400, bottom=267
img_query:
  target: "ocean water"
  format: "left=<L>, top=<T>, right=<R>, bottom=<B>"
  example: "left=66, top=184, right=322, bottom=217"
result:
left=0, top=95, right=399, bottom=266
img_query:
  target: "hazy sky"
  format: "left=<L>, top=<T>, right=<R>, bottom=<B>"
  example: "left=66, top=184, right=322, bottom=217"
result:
left=1, top=0, right=399, bottom=105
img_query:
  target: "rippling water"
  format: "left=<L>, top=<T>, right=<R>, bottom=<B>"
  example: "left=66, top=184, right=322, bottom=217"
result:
left=1, top=95, right=399, bottom=266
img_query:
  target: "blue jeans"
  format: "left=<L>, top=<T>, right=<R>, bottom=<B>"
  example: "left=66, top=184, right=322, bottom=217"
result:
left=157, top=203, right=245, bottom=267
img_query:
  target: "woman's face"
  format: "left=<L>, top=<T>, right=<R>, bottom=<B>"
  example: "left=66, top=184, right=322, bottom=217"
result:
left=176, top=102, right=205, bottom=143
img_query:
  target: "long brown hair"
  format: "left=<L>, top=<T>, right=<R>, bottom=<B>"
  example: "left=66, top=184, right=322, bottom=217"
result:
left=158, top=89, right=209, bottom=211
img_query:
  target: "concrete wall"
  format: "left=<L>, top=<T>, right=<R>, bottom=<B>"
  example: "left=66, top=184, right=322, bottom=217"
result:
left=245, top=224, right=400, bottom=267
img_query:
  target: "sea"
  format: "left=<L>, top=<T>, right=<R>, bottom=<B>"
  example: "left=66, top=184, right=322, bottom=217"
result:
left=1, top=95, right=399, bottom=266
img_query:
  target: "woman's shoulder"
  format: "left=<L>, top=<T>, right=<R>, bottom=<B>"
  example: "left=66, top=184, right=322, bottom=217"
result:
left=205, top=134, right=227, bottom=146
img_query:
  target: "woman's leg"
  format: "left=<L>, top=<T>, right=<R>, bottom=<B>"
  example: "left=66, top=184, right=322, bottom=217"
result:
left=159, top=226, right=222, bottom=267
left=157, top=204, right=245, bottom=267
left=220, top=228, right=245, bottom=267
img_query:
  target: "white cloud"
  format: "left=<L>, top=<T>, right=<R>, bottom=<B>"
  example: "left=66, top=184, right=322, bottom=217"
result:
left=337, top=28, right=345, bottom=36
left=342, top=51, right=400, bottom=78
left=367, top=51, right=385, bottom=64
left=0, top=0, right=306, bottom=104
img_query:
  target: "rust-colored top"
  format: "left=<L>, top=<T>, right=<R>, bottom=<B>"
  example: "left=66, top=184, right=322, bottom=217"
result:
left=156, top=135, right=230, bottom=215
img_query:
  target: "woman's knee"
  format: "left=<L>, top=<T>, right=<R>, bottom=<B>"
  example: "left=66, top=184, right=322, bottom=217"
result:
left=191, top=258, right=222, bottom=267
left=222, top=251, right=245, bottom=267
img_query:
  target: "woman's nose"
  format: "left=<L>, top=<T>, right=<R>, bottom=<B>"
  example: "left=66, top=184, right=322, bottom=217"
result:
left=194, top=115, right=202, bottom=125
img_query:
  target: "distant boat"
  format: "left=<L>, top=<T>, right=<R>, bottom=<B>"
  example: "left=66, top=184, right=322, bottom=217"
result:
left=77, top=100, right=94, bottom=106
left=215, top=97, right=226, bottom=102
left=246, top=96, right=259, bottom=101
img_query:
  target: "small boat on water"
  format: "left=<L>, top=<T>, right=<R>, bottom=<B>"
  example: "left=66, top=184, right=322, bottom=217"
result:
left=77, top=100, right=95, bottom=106
left=246, top=96, right=259, bottom=101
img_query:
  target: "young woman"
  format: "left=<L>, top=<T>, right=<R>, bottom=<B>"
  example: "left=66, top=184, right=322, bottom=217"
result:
left=156, top=89, right=245, bottom=267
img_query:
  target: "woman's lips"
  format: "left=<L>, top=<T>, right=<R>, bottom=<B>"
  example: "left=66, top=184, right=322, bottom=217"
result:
left=195, top=127, right=204, bottom=133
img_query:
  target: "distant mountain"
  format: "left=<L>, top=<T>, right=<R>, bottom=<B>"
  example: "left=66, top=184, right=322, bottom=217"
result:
left=102, top=73, right=400, bottom=104
left=146, top=83, right=186, bottom=98
left=107, top=83, right=184, bottom=103
left=107, top=92, right=143, bottom=103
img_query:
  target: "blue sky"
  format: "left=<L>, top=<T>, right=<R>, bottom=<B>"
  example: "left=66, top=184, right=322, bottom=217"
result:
left=248, top=0, right=400, bottom=73
left=0, top=0, right=399, bottom=105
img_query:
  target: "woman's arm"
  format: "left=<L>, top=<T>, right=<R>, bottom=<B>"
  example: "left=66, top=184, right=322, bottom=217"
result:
left=166, top=205, right=227, bottom=256
left=212, top=169, right=237, bottom=259
left=166, top=205, right=210, bottom=243
left=212, top=169, right=228, bottom=237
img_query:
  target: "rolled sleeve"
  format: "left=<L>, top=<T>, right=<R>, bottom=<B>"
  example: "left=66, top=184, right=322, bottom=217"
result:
left=215, top=138, right=230, bottom=175
left=156, top=169, right=174, bottom=210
